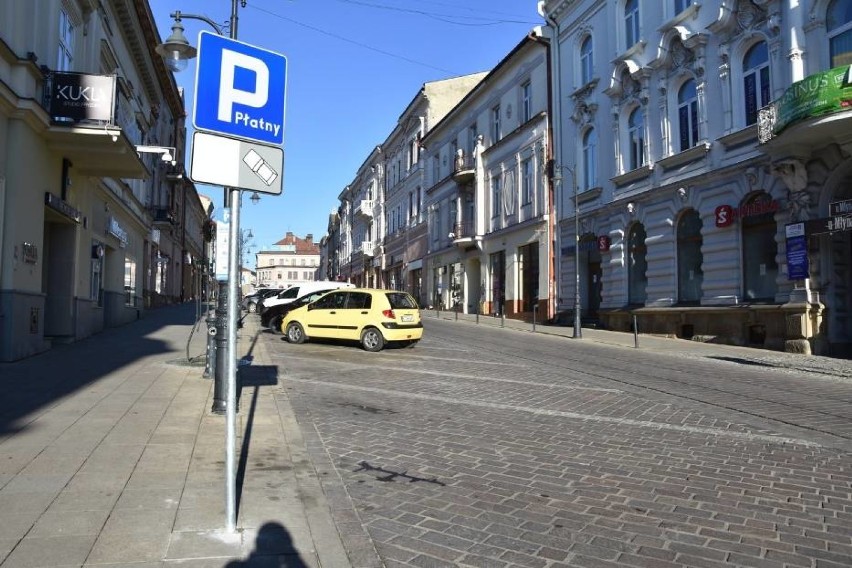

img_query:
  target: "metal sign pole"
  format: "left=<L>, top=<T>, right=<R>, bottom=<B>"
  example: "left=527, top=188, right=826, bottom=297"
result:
left=225, top=0, right=241, bottom=535
left=225, top=187, right=239, bottom=532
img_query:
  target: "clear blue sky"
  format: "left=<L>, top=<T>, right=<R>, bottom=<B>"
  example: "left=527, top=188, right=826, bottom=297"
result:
left=148, top=0, right=541, bottom=265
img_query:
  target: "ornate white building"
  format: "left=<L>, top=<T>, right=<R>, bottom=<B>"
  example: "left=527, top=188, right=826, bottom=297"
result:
left=540, top=0, right=852, bottom=355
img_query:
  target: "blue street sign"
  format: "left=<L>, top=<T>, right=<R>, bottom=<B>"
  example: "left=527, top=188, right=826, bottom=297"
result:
left=193, top=32, right=287, bottom=145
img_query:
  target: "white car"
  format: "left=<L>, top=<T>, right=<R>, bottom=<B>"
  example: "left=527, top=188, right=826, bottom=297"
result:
left=259, top=281, right=354, bottom=313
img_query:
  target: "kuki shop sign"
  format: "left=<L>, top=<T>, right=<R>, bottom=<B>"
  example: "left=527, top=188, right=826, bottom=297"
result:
left=48, top=72, right=116, bottom=123
left=773, top=65, right=852, bottom=136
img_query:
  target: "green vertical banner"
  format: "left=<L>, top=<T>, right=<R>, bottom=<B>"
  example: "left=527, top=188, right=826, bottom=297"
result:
left=774, top=65, right=852, bottom=135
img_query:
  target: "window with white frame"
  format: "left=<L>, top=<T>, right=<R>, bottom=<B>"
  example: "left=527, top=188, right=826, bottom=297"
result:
left=580, top=36, right=593, bottom=85
left=624, top=0, right=640, bottom=49
left=432, top=153, right=440, bottom=184
left=491, top=174, right=502, bottom=226
left=467, top=123, right=478, bottom=158
left=827, top=0, right=852, bottom=68
left=521, top=157, right=533, bottom=206
left=743, top=41, right=770, bottom=126
left=677, top=79, right=699, bottom=151
left=628, top=107, right=645, bottom=170
left=58, top=7, right=75, bottom=71
left=582, top=128, right=597, bottom=190
left=491, top=104, right=501, bottom=143
left=521, top=81, right=532, bottom=123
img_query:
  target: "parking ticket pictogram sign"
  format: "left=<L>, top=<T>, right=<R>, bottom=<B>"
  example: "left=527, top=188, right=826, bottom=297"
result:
left=193, top=32, right=287, bottom=145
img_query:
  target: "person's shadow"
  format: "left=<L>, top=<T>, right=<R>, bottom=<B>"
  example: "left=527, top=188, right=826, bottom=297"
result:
left=225, top=522, right=309, bottom=567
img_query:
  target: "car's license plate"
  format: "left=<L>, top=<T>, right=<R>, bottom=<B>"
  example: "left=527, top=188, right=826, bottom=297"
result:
left=401, top=314, right=414, bottom=322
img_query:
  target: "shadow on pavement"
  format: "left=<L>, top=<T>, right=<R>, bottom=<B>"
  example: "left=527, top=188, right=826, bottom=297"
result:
left=0, top=303, right=197, bottom=435
left=225, top=522, right=309, bottom=567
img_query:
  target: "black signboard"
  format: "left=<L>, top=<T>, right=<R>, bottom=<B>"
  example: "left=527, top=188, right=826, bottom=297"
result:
left=830, top=199, right=852, bottom=217
left=48, top=72, right=115, bottom=123
left=805, top=215, right=852, bottom=235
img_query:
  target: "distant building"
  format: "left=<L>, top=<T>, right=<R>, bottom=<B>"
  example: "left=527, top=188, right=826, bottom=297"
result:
left=255, top=233, right=320, bottom=289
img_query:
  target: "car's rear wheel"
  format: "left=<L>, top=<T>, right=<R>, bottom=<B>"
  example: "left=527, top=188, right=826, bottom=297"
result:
left=248, top=302, right=258, bottom=313
left=286, top=322, right=306, bottom=344
left=360, top=327, right=385, bottom=352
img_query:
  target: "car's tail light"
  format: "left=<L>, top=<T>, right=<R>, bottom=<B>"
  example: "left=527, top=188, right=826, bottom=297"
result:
left=382, top=309, right=395, bottom=319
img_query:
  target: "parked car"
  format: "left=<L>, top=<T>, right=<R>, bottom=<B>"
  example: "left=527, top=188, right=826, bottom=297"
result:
left=260, top=288, right=334, bottom=332
left=281, top=288, right=422, bottom=352
left=242, top=288, right=281, bottom=313
left=259, top=280, right=354, bottom=313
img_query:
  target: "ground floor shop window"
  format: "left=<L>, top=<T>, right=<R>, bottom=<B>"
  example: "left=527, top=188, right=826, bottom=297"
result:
left=742, top=192, right=778, bottom=301
left=124, top=257, right=137, bottom=306
left=490, top=251, right=505, bottom=315
left=518, top=242, right=539, bottom=312
left=677, top=209, right=703, bottom=304
left=91, top=251, right=103, bottom=306
left=628, top=223, right=647, bottom=305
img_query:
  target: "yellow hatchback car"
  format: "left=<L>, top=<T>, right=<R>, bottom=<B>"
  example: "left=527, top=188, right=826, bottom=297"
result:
left=281, top=288, right=423, bottom=351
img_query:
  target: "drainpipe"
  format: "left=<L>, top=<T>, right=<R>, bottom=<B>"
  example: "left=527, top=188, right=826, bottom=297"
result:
left=537, top=1, right=562, bottom=320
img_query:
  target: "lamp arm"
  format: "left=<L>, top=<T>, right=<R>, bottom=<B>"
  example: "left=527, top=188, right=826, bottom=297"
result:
left=171, top=11, right=225, bottom=35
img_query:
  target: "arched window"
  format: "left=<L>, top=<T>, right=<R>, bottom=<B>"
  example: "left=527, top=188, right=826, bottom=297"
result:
left=743, top=41, right=770, bottom=126
left=828, top=0, right=852, bottom=67
left=582, top=128, right=597, bottom=190
left=624, top=0, right=640, bottom=48
left=628, top=107, right=645, bottom=170
left=580, top=36, right=594, bottom=85
left=677, top=209, right=703, bottom=304
left=742, top=193, right=778, bottom=301
left=627, top=223, right=647, bottom=305
left=677, top=79, right=699, bottom=151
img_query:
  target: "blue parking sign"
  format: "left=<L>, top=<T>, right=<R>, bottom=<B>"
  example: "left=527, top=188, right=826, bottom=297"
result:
left=193, top=32, right=287, bottom=145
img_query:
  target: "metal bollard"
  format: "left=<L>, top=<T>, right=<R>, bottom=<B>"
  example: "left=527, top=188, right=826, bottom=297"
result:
left=212, top=281, right=228, bottom=414
left=203, top=304, right=216, bottom=378
left=633, top=314, right=639, bottom=348
left=501, top=313, right=505, bottom=328
left=532, top=304, right=538, bottom=333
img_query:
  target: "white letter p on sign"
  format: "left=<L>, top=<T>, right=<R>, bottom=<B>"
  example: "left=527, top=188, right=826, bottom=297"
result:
left=217, top=49, right=269, bottom=122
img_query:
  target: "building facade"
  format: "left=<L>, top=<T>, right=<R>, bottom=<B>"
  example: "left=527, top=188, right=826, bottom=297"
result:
left=421, top=33, right=553, bottom=320
left=326, top=74, right=488, bottom=304
left=540, top=0, right=852, bottom=355
left=0, top=0, right=206, bottom=361
left=255, top=232, right=320, bottom=289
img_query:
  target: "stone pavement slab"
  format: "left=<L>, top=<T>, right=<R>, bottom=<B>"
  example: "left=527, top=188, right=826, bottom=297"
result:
left=0, top=303, right=355, bottom=567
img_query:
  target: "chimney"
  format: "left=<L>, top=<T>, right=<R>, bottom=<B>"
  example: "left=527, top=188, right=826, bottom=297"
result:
left=305, top=233, right=313, bottom=243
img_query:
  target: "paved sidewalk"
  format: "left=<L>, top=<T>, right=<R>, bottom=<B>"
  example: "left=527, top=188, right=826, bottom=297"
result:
left=424, top=309, right=852, bottom=380
left=0, top=302, right=354, bottom=567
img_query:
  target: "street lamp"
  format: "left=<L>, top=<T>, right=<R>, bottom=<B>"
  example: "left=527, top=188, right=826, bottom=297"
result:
left=154, top=0, right=242, bottom=534
left=552, top=165, right=582, bottom=339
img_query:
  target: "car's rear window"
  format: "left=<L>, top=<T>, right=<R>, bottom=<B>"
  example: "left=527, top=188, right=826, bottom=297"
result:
left=386, top=292, right=418, bottom=309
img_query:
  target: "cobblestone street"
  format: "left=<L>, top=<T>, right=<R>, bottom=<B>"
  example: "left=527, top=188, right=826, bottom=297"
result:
left=265, top=316, right=852, bottom=568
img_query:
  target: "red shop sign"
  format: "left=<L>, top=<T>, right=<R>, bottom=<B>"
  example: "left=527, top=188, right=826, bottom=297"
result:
left=597, top=235, right=611, bottom=251
left=715, top=199, right=779, bottom=228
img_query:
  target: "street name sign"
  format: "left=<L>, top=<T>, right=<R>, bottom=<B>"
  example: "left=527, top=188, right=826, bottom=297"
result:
left=193, top=31, right=287, bottom=145
left=191, top=131, right=284, bottom=195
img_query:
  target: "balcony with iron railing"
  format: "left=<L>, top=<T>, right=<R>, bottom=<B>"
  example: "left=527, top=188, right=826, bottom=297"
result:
left=355, top=199, right=374, bottom=219
left=451, top=220, right=478, bottom=247
left=151, top=207, right=177, bottom=225
left=361, top=241, right=375, bottom=257
left=452, top=152, right=475, bottom=185
left=758, top=65, right=852, bottom=151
